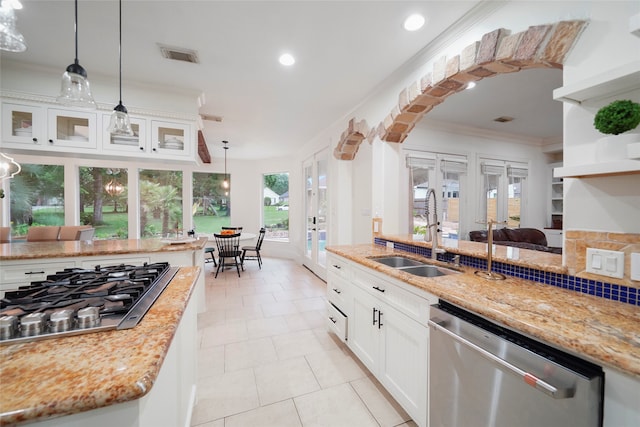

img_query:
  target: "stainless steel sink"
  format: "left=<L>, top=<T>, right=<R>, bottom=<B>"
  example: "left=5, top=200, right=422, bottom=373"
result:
left=398, top=265, right=460, bottom=277
left=370, top=256, right=425, bottom=268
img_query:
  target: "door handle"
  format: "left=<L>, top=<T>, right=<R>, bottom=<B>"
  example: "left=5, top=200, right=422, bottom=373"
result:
left=372, top=308, right=378, bottom=325
left=329, top=317, right=337, bottom=324
left=377, top=310, right=383, bottom=329
left=332, top=288, right=341, bottom=294
left=372, top=286, right=385, bottom=293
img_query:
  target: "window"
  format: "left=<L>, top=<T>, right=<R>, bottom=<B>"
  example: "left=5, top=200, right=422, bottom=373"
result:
left=79, top=167, right=128, bottom=239
left=407, top=154, right=466, bottom=239
left=263, top=172, right=289, bottom=241
left=192, top=172, right=231, bottom=233
left=139, top=169, right=183, bottom=238
left=9, top=163, right=64, bottom=237
left=479, top=159, right=528, bottom=228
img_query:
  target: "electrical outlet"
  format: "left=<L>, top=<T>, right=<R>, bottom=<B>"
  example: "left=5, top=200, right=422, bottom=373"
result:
left=586, top=248, right=624, bottom=279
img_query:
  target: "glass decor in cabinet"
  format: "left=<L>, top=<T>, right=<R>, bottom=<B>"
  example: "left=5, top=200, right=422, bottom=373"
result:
left=151, top=120, right=191, bottom=157
left=1, top=102, right=45, bottom=145
left=47, top=108, right=97, bottom=149
left=102, top=114, right=147, bottom=154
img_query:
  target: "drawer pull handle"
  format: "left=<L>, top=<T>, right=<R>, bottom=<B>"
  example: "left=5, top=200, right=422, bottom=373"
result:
left=332, top=264, right=341, bottom=269
left=25, top=271, right=45, bottom=275
left=333, top=288, right=341, bottom=294
left=373, top=307, right=378, bottom=325
left=372, top=286, right=385, bottom=293
left=329, top=316, right=337, bottom=324
left=378, top=311, right=383, bottom=329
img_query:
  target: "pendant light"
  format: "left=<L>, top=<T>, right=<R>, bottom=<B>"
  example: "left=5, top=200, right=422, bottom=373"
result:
left=222, top=141, right=230, bottom=195
left=57, top=0, right=96, bottom=109
left=107, top=0, right=133, bottom=135
left=0, top=1, right=27, bottom=53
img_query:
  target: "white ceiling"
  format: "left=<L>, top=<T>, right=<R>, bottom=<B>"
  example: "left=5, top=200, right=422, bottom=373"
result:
left=2, top=0, right=563, bottom=159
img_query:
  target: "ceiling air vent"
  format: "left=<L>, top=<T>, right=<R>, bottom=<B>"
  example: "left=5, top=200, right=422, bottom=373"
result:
left=158, top=44, right=200, bottom=64
left=201, top=114, right=223, bottom=123
left=493, top=116, right=514, bottom=123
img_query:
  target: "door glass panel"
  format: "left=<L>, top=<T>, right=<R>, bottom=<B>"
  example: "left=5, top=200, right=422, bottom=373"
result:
left=484, top=173, right=499, bottom=223
left=79, top=167, right=128, bottom=239
left=9, top=163, right=65, bottom=238
left=442, top=170, right=461, bottom=239
left=11, top=110, right=33, bottom=136
left=262, top=172, right=289, bottom=241
left=411, top=166, right=431, bottom=236
left=305, top=163, right=313, bottom=259
left=508, top=175, right=523, bottom=228
left=316, top=158, right=327, bottom=267
left=139, top=169, right=183, bottom=238
left=57, top=115, right=89, bottom=141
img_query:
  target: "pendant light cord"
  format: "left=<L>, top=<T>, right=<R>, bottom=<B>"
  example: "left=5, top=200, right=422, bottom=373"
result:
left=74, top=0, right=78, bottom=63
left=118, top=0, right=123, bottom=104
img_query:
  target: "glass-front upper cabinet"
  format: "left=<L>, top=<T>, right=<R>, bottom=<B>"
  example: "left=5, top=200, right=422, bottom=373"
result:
left=151, top=120, right=192, bottom=158
left=47, top=108, right=97, bottom=149
left=101, top=114, right=148, bottom=154
left=1, top=102, right=45, bottom=146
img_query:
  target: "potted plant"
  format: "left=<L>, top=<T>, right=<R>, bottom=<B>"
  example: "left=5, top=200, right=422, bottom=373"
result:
left=593, top=99, right=640, bottom=160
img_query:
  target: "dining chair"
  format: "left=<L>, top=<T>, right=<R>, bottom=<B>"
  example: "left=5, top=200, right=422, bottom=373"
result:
left=26, top=226, right=61, bottom=242
left=58, top=225, right=92, bottom=241
left=241, top=228, right=266, bottom=269
left=213, top=232, right=243, bottom=278
left=221, top=226, right=243, bottom=232
left=0, top=226, right=10, bottom=243
left=204, top=246, right=217, bottom=267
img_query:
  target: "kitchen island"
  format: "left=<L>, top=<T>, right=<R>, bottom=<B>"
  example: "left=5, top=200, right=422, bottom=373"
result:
left=327, top=240, right=640, bottom=426
left=0, top=266, right=200, bottom=426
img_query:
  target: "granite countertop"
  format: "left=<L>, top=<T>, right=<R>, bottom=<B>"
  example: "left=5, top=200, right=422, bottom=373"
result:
left=327, top=243, right=640, bottom=379
left=0, top=237, right=207, bottom=261
left=380, top=234, right=566, bottom=273
left=0, top=266, right=200, bottom=426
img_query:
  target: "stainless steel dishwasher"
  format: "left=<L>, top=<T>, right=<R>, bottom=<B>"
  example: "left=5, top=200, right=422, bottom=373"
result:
left=429, top=300, right=604, bottom=427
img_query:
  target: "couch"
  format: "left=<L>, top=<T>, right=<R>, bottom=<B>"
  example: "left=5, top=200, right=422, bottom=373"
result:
left=469, top=228, right=561, bottom=254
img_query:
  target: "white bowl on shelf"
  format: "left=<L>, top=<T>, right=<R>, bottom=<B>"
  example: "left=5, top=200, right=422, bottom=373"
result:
left=14, top=128, right=32, bottom=136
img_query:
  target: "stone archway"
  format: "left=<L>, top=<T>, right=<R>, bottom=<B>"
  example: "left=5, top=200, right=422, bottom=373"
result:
left=333, top=20, right=587, bottom=160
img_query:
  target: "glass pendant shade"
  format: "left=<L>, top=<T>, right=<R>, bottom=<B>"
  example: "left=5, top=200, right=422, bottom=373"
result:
left=57, top=61, right=96, bottom=108
left=0, top=5, right=26, bottom=52
left=108, top=102, right=133, bottom=136
left=57, top=0, right=96, bottom=109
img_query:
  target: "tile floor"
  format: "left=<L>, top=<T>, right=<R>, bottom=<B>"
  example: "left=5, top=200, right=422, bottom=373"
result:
left=191, top=257, right=416, bottom=427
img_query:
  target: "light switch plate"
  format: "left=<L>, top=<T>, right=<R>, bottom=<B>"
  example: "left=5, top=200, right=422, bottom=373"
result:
left=586, top=248, right=624, bottom=279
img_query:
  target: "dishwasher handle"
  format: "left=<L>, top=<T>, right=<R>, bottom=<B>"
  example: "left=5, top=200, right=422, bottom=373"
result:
left=429, top=319, right=576, bottom=399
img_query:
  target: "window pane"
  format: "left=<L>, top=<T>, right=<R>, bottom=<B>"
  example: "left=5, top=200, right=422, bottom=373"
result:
left=9, top=164, right=64, bottom=237
left=411, top=166, right=431, bottom=235
left=484, top=173, right=499, bottom=223
left=192, top=172, right=230, bottom=233
left=79, top=167, right=128, bottom=239
left=139, top=169, right=183, bottom=238
left=263, top=172, right=289, bottom=241
left=442, top=170, right=461, bottom=239
left=508, top=175, right=523, bottom=227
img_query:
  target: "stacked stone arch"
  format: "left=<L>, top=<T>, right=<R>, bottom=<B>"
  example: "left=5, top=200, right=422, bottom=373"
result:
left=333, top=20, right=587, bottom=160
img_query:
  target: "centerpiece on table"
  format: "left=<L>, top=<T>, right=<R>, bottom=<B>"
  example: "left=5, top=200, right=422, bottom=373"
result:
left=593, top=99, right=640, bottom=160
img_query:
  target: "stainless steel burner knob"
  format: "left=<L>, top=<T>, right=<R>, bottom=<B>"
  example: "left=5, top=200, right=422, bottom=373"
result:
left=0, top=315, right=18, bottom=340
left=49, top=309, right=75, bottom=333
left=77, top=306, right=100, bottom=329
left=20, top=313, right=48, bottom=337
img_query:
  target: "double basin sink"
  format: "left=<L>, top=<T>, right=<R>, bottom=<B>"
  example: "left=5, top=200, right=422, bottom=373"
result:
left=369, top=256, right=460, bottom=278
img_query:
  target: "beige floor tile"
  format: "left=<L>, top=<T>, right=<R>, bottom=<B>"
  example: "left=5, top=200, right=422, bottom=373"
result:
left=293, top=296, right=326, bottom=312
left=191, top=368, right=259, bottom=424
left=225, top=306, right=264, bottom=322
left=242, top=292, right=277, bottom=306
left=197, top=309, right=226, bottom=329
left=272, top=289, right=309, bottom=302
left=224, top=400, right=302, bottom=427
left=200, top=320, right=248, bottom=348
left=246, top=316, right=290, bottom=339
left=350, top=375, right=411, bottom=427
left=261, top=300, right=300, bottom=317
left=294, top=383, right=379, bottom=427
left=254, top=357, right=320, bottom=406
left=272, top=330, right=327, bottom=360
left=225, top=337, right=278, bottom=372
left=305, top=347, right=369, bottom=388
left=192, top=418, right=224, bottom=427
left=198, top=344, right=225, bottom=378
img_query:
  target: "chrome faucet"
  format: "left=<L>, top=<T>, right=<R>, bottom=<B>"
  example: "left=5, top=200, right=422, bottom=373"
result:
left=424, top=188, right=444, bottom=259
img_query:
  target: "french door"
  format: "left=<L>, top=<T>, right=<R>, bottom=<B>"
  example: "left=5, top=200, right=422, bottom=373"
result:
left=303, top=149, right=328, bottom=279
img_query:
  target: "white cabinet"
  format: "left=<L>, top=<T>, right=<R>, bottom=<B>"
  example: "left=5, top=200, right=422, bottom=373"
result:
left=339, top=261, right=435, bottom=427
left=326, top=253, right=352, bottom=343
left=150, top=120, right=193, bottom=159
left=101, top=114, right=148, bottom=154
left=0, top=259, right=77, bottom=296
left=543, top=228, right=563, bottom=248
left=1, top=102, right=46, bottom=146
left=46, top=108, right=98, bottom=150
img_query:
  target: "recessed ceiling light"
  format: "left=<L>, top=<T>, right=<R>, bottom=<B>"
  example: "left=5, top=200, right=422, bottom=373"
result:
left=279, top=53, right=295, bottom=66
left=466, top=82, right=476, bottom=90
left=404, top=14, right=425, bottom=31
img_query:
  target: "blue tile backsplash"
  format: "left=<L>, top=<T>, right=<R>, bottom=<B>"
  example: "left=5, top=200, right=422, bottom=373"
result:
left=374, top=237, right=638, bottom=307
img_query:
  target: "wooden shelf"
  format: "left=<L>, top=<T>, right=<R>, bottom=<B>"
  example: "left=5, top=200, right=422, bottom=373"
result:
left=554, top=160, right=640, bottom=178
left=553, top=61, right=640, bottom=105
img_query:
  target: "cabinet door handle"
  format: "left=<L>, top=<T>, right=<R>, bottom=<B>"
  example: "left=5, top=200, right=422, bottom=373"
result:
left=332, top=288, right=341, bottom=294
left=332, top=264, right=341, bottom=269
left=378, top=310, right=383, bottom=329
left=32, top=137, right=38, bottom=143
left=48, top=139, right=54, bottom=144
left=25, top=271, right=45, bottom=275
left=139, top=146, right=144, bottom=151
left=372, top=286, right=385, bottom=293
left=329, top=316, right=337, bottom=324
left=372, top=307, right=378, bottom=325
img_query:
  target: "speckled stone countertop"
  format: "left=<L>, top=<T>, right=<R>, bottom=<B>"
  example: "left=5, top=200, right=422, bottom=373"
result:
left=0, top=237, right=207, bottom=261
left=327, top=243, right=640, bottom=379
left=380, top=234, right=566, bottom=273
left=0, top=267, right=200, bottom=426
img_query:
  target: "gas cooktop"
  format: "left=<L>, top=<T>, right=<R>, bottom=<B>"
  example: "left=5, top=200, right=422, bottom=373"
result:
left=0, top=262, right=178, bottom=345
